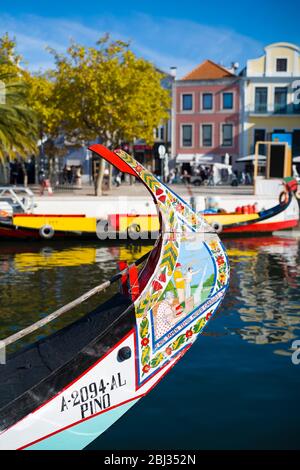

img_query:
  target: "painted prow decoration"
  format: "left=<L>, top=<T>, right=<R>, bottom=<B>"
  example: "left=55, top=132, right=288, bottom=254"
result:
left=0, top=145, right=229, bottom=449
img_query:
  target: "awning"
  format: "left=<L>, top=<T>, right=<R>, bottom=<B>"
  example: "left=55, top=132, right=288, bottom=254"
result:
left=176, top=154, right=194, bottom=163
left=66, top=159, right=81, bottom=166
left=176, top=154, right=213, bottom=164
left=236, top=155, right=266, bottom=162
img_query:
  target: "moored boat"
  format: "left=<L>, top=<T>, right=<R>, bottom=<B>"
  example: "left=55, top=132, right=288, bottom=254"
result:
left=0, top=177, right=297, bottom=240
left=0, top=145, right=229, bottom=450
left=204, top=178, right=299, bottom=234
left=107, top=177, right=299, bottom=237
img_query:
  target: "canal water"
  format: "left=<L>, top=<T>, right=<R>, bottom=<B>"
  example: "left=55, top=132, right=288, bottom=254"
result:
left=0, top=236, right=299, bottom=449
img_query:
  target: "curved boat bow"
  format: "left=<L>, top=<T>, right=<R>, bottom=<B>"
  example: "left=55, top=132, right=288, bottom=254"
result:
left=0, top=145, right=229, bottom=450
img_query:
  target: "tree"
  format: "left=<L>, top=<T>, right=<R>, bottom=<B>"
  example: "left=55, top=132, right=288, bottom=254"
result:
left=0, top=34, right=38, bottom=183
left=50, top=35, right=171, bottom=195
left=24, top=72, right=63, bottom=181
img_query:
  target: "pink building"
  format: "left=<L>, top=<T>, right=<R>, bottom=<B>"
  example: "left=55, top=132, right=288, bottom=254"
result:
left=172, top=60, right=241, bottom=168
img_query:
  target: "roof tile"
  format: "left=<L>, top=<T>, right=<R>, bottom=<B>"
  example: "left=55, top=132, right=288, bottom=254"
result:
left=182, top=59, right=235, bottom=80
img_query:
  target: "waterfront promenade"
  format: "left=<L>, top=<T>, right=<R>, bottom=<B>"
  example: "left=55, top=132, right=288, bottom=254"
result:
left=30, top=182, right=269, bottom=218
left=32, top=182, right=255, bottom=198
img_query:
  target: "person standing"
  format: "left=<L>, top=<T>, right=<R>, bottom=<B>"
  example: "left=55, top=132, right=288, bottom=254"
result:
left=38, top=169, right=46, bottom=195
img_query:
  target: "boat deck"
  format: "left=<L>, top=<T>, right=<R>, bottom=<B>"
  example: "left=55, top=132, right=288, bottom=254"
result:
left=0, top=293, right=134, bottom=428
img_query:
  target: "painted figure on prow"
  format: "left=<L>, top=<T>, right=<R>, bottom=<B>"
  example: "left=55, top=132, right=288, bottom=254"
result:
left=174, top=262, right=185, bottom=304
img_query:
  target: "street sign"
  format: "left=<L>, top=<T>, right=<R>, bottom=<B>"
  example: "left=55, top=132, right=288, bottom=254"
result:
left=158, top=145, right=166, bottom=158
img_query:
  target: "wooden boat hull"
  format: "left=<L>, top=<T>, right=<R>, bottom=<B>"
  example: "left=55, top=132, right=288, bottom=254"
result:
left=1, top=326, right=182, bottom=450
left=0, top=146, right=229, bottom=450
left=205, top=193, right=299, bottom=234
left=0, top=185, right=298, bottom=240
left=0, top=232, right=227, bottom=450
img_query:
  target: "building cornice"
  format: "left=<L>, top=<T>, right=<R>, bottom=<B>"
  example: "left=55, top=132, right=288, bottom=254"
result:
left=175, top=78, right=240, bottom=87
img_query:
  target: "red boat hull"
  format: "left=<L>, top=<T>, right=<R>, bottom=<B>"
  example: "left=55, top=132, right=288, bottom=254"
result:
left=223, top=218, right=298, bottom=233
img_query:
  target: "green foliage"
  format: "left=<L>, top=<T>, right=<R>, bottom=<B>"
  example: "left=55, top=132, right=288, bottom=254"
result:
left=172, top=334, right=186, bottom=351
left=0, top=33, right=171, bottom=188
left=203, top=273, right=215, bottom=288
left=0, top=34, right=38, bottom=161
left=150, top=353, right=165, bottom=368
left=140, top=317, right=149, bottom=338
left=49, top=35, right=171, bottom=146
left=141, top=345, right=150, bottom=365
left=193, top=317, right=206, bottom=334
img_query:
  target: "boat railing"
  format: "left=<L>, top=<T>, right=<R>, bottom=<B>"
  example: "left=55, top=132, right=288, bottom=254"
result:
left=0, top=250, right=150, bottom=349
left=0, top=186, right=35, bottom=213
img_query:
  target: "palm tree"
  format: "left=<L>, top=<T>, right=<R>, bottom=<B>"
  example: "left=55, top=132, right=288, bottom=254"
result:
left=0, top=71, right=37, bottom=183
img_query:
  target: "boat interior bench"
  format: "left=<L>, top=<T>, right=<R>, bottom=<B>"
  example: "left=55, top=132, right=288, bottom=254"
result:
left=0, top=292, right=134, bottom=413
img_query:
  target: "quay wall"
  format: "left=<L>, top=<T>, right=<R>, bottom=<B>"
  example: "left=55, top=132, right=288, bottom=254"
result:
left=32, top=194, right=281, bottom=219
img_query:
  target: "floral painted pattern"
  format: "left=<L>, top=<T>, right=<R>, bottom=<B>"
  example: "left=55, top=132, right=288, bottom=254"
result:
left=115, top=149, right=229, bottom=385
left=207, top=239, right=230, bottom=291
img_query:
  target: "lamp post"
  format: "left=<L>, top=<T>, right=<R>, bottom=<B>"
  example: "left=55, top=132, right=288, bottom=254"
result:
left=158, top=144, right=166, bottom=181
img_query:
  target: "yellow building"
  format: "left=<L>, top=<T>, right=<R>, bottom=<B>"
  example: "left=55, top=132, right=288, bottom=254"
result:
left=241, top=42, right=300, bottom=158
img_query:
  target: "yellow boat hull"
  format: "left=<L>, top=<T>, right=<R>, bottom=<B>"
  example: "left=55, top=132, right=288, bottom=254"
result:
left=13, top=215, right=97, bottom=233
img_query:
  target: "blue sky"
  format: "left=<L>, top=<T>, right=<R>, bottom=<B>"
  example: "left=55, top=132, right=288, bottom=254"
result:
left=0, top=0, right=299, bottom=77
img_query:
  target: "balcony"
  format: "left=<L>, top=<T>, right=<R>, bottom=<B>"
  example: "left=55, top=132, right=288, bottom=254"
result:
left=273, top=104, right=300, bottom=115
left=247, top=103, right=300, bottom=115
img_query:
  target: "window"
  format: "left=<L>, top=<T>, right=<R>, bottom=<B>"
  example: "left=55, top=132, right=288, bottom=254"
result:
left=255, top=87, right=268, bottom=112
left=222, top=92, right=233, bottom=110
left=274, top=87, right=287, bottom=113
left=202, top=93, right=213, bottom=110
left=293, top=102, right=300, bottom=113
left=254, top=129, right=266, bottom=146
left=182, top=125, right=192, bottom=147
left=276, top=58, right=287, bottom=72
left=182, top=94, right=193, bottom=111
left=202, top=124, right=212, bottom=147
left=222, top=124, right=233, bottom=147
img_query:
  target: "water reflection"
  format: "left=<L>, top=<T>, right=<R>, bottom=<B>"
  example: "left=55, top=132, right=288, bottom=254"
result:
left=0, top=242, right=151, bottom=350
left=224, top=236, right=300, bottom=356
left=0, top=237, right=299, bottom=359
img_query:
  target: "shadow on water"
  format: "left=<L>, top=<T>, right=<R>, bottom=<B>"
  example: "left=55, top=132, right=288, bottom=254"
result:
left=0, top=236, right=299, bottom=449
left=218, top=236, right=300, bottom=354
left=0, top=241, right=151, bottom=351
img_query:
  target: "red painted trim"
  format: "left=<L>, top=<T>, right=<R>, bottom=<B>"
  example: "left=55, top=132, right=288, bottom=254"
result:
left=108, top=214, right=119, bottom=231
left=1, top=329, right=135, bottom=439
left=204, top=212, right=255, bottom=218
left=115, top=214, right=158, bottom=219
left=22, top=343, right=188, bottom=450
left=0, top=227, right=39, bottom=239
left=0, top=227, right=66, bottom=239
left=14, top=214, right=86, bottom=218
left=89, top=144, right=137, bottom=177
left=128, top=265, right=140, bottom=301
left=223, top=219, right=298, bottom=233
left=19, top=393, right=145, bottom=450
left=118, top=261, right=129, bottom=296
left=145, top=345, right=190, bottom=395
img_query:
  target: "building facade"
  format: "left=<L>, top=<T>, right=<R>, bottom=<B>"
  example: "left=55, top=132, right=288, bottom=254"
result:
left=172, top=60, right=241, bottom=168
left=134, top=70, right=174, bottom=174
left=241, top=42, right=300, bottom=158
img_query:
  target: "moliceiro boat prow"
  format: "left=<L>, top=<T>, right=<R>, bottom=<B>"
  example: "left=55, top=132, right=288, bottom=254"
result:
left=0, top=145, right=229, bottom=450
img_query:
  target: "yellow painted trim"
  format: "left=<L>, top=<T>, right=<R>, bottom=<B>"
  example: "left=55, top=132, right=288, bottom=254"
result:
left=119, top=215, right=160, bottom=232
left=120, top=213, right=259, bottom=229
left=204, top=213, right=259, bottom=225
left=13, top=216, right=97, bottom=232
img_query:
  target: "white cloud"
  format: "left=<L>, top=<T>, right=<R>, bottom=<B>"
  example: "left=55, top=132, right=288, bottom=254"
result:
left=0, top=13, right=263, bottom=75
